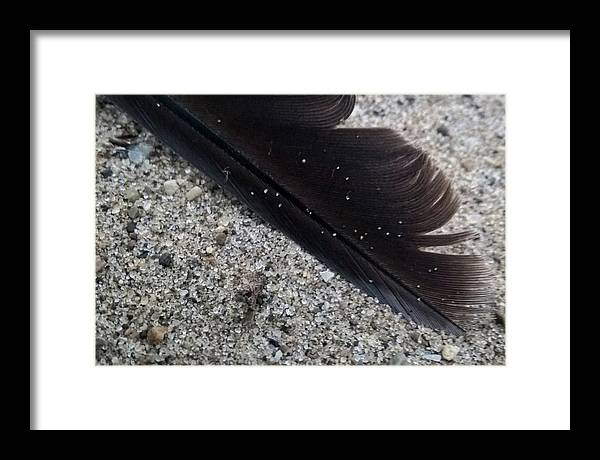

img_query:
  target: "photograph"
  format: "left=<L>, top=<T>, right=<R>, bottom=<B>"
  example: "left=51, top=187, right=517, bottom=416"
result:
left=95, top=94, right=506, bottom=366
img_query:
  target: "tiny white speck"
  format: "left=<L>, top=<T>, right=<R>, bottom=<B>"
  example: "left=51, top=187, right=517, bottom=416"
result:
left=370, top=246, right=374, bottom=250
left=377, top=226, right=382, bottom=230
left=332, top=233, right=337, bottom=237
left=336, top=166, right=340, bottom=170
left=434, top=267, right=438, bottom=271
left=263, top=189, right=268, bottom=194
left=345, top=195, right=350, bottom=200
left=397, top=234, right=402, bottom=237
left=398, top=220, right=403, bottom=224
left=301, top=159, right=306, bottom=164
left=321, top=231, right=324, bottom=234
left=156, top=103, right=161, bottom=107
left=385, top=232, right=390, bottom=236
left=277, top=203, right=282, bottom=208
left=345, top=177, right=349, bottom=181
left=354, top=229, right=358, bottom=233
left=417, top=297, right=421, bottom=301
left=364, top=232, right=368, bottom=236
left=368, top=279, right=373, bottom=283
left=250, top=192, right=254, bottom=195
left=417, top=284, right=421, bottom=288
left=360, top=236, right=364, bottom=240
left=275, top=192, right=279, bottom=197
left=217, top=119, right=221, bottom=123
left=428, top=269, right=432, bottom=272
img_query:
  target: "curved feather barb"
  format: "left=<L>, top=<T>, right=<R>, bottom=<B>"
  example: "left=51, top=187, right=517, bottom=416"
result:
left=108, top=95, right=495, bottom=334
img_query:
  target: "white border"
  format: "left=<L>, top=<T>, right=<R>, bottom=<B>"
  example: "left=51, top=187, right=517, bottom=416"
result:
left=32, top=32, right=570, bottom=430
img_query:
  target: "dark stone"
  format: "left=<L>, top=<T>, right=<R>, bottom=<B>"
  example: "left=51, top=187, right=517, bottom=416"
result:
left=126, top=221, right=136, bottom=233
left=137, top=250, right=149, bottom=259
left=188, top=257, right=201, bottom=267
left=100, top=168, right=113, bottom=178
left=436, top=125, right=450, bottom=137
left=405, top=96, right=416, bottom=105
left=114, top=148, right=128, bottom=159
left=215, top=231, right=227, bottom=246
left=159, top=253, right=173, bottom=267
left=268, top=338, right=280, bottom=348
left=109, top=137, right=131, bottom=148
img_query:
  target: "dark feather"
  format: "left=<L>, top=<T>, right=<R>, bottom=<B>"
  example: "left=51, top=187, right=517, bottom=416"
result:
left=108, top=95, right=494, bottom=334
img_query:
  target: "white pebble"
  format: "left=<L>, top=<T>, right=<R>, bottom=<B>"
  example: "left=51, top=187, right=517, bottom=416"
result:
left=441, top=345, right=460, bottom=361
left=422, top=353, right=442, bottom=363
left=320, top=270, right=335, bottom=282
left=163, top=179, right=179, bottom=196
left=185, top=186, right=203, bottom=201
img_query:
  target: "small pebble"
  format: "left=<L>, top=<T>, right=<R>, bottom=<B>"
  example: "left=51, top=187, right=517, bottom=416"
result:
left=495, top=309, right=506, bottom=326
left=461, top=159, right=477, bottom=172
left=389, top=352, right=408, bottom=365
left=422, top=353, right=442, bottom=363
left=124, top=327, right=138, bottom=338
left=163, top=179, right=179, bottom=196
left=127, top=143, right=151, bottom=164
left=410, top=331, right=422, bottom=343
left=126, top=187, right=140, bottom=202
left=100, top=168, right=112, bottom=178
left=185, top=186, right=203, bottom=201
left=436, top=125, right=450, bottom=137
left=147, top=325, right=168, bottom=345
left=485, top=157, right=503, bottom=169
left=441, top=345, right=460, bottom=361
left=109, top=137, right=131, bottom=148
left=95, top=256, right=105, bottom=273
left=320, top=270, right=335, bottom=282
left=128, top=206, right=140, bottom=219
left=126, top=221, right=136, bottom=233
left=215, top=230, right=227, bottom=246
left=158, top=253, right=173, bottom=267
